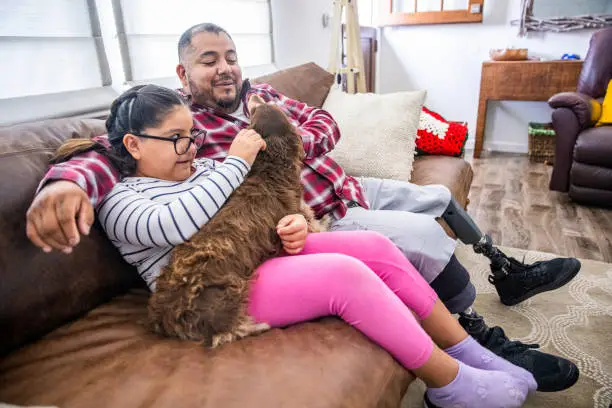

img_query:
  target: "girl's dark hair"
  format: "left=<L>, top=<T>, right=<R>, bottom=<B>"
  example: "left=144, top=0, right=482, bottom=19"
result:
left=51, top=84, right=186, bottom=176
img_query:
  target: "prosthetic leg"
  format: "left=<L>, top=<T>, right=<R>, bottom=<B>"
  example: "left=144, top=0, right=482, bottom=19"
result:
left=441, top=197, right=514, bottom=282
left=440, top=197, right=581, bottom=306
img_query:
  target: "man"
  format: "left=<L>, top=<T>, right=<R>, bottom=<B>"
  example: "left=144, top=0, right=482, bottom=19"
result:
left=26, top=23, right=579, bottom=392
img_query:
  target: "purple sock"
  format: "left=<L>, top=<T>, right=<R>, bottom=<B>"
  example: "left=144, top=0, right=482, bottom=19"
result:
left=427, top=361, right=529, bottom=408
left=445, top=335, right=537, bottom=392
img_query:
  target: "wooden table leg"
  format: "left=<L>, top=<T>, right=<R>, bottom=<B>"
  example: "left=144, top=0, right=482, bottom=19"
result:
left=474, top=96, right=487, bottom=158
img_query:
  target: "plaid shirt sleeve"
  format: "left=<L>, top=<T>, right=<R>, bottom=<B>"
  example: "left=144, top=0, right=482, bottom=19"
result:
left=37, top=135, right=120, bottom=207
left=248, top=84, right=341, bottom=159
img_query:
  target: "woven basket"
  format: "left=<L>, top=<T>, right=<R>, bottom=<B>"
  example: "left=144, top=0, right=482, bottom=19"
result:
left=528, top=122, right=556, bottom=165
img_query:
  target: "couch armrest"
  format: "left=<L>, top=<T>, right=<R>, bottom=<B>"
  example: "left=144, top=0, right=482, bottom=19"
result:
left=549, top=108, right=582, bottom=192
left=548, top=92, right=601, bottom=129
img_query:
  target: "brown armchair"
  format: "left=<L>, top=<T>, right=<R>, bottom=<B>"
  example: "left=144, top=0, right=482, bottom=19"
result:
left=548, top=28, right=612, bottom=206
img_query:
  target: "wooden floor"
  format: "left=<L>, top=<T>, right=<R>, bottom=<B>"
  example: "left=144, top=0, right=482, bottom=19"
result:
left=465, top=152, right=612, bottom=263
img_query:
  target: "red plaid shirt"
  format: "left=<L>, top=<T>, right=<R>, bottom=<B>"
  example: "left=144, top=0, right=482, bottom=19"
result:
left=40, top=81, right=368, bottom=219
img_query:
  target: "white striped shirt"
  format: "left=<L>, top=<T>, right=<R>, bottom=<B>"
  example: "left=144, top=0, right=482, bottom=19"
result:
left=97, top=156, right=250, bottom=290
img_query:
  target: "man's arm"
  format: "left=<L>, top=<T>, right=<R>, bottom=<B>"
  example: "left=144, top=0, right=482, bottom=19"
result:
left=248, top=84, right=340, bottom=158
left=38, top=147, right=120, bottom=206
left=26, top=136, right=120, bottom=253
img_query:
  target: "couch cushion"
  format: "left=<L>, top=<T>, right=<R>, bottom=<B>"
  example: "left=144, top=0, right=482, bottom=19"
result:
left=417, top=107, right=469, bottom=157
left=252, top=62, right=334, bottom=108
left=577, top=27, right=612, bottom=99
left=0, top=118, right=140, bottom=355
left=569, top=184, right=612, bottom=207
left=410, top=155, right=474, bottom=208
left=570, top=162, right=612, bottom=191
left=0, top=290, right=413, bottom=408
left=574, top=126, right=612, bottom=168
left=323, top=87, right=426, bottom=181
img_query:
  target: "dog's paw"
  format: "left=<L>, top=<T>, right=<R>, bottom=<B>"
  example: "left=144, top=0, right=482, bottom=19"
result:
left=300, top=200, right=329, bottom=232
left=232, top=315, right=271, bottom=339
left=211, top=332, right=237, bottom=348
left=235, top=322, right=271, bottom=338
left=308, top=216, right=329, bottom=233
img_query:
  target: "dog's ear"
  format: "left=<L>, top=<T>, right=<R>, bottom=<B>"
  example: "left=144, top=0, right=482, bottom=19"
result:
left=248, top=94, right=265, bottom=116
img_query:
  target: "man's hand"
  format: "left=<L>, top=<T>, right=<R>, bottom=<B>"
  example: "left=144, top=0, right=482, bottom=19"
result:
left=247, top=94, right=266, bottom=115
left=26, top=181, right=93, bottom=254
left=276, top=213, right=308, bottom=255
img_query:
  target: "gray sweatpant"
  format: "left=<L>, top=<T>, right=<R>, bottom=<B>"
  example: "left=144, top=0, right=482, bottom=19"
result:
left=330, top=177, right=456, bottom=283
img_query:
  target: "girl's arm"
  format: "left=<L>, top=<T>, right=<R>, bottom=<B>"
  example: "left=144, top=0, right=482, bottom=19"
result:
left=98, top=156, right=249, bottom=247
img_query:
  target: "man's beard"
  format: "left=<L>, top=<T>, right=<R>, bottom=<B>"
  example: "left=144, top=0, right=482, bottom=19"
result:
left=216, top=95, right=238, bottom=109
left=188, top=77, right=241, bottom=111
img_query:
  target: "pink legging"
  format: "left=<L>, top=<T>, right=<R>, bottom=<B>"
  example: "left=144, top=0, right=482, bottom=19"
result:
left=247, top=231, right=439, bottom=369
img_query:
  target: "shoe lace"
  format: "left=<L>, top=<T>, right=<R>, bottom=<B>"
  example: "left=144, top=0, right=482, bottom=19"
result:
left=516, top=262, right=550, bottom=286
left=488, top=257, right=549, bottom=285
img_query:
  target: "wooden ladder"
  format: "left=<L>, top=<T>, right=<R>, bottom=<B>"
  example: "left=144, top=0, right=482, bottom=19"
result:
left=327, top=0, right=367, bottom=94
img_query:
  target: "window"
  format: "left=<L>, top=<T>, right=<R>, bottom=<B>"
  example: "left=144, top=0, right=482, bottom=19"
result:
left=378, top=0, right=484, bottom=26
left=114, top=0, right=273, bottom=84
left=0, top=0, right=117, bottom=125
left=0, top=0, right=110, bottom=99
left=0, top=0, right=274, bottom=126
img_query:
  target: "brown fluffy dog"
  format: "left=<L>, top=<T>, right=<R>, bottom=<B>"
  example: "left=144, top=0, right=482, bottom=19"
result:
left=148, top=96, right=322, bottom=347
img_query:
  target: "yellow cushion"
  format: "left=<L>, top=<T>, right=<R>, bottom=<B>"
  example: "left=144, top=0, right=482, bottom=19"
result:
left=590, top=98, right=602, bottom=122
left=596, top=79, right=612, bottom=127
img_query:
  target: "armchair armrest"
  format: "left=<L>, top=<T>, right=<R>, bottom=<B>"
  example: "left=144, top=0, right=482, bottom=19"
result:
left=549, top=108, right=581, bottom=192
left=548, top=92, right=602, bottom=130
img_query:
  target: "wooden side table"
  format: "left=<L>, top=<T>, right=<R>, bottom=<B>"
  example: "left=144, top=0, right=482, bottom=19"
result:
left=474, top=60, right=583, bottom=158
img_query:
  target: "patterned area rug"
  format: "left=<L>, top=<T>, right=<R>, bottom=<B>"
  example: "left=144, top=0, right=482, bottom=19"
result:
left=402, top=245, right=612, bottom=408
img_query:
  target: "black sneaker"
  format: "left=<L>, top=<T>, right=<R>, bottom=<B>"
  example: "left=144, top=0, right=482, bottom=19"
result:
left=459, top=312, right=579, bottom=392
left=490, top=256, right=581, bottom=306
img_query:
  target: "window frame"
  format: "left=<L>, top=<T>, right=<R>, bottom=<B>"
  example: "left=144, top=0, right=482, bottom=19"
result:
left=378, top=0, right=485, bottom=26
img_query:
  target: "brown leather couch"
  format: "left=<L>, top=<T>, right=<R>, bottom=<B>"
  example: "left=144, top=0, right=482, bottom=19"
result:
left=548, top=28, right=612, bottom=206
left=0, top=63, right=473, bottom=408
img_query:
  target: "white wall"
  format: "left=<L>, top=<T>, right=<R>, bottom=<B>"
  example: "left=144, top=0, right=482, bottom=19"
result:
left=271, top=0, right=334, bottom=70
left=378, top=0, right=596, bottom=152
left=270, top=0, right=599, bottom=153
left=271, top=0, right=373, bottom=70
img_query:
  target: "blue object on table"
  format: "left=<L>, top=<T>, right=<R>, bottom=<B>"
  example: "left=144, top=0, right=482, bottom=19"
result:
left=561, top=53, right=581, bottom=60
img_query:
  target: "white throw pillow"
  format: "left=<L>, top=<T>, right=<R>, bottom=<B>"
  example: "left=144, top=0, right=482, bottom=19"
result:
left=322, top=87, right=426, bottom=181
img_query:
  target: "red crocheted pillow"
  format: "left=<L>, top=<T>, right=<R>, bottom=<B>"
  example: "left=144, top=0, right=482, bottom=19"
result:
left=416, top=107, right=468, bottom=157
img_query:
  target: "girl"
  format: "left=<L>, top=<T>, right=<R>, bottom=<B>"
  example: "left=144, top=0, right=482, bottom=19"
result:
left=54, top=85, right=535, bottom=408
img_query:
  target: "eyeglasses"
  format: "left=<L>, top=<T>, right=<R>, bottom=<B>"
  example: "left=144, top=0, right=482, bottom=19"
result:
left=132, top=130, right=205, bottom=155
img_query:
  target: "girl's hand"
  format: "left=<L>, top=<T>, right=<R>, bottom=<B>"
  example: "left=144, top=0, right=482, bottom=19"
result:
left=228, top=129, right=266, bottom=166
left=276, top=213, right=308, bottom=254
